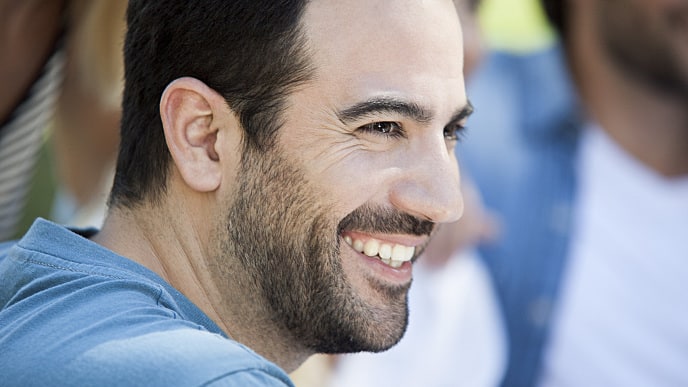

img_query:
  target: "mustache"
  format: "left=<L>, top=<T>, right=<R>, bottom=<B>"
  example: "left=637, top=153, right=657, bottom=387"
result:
left=337, top=204, right=435, bottom=236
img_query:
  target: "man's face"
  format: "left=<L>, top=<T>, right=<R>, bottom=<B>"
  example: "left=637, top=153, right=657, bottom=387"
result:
left=223, top=0, right=467, bottom=353
left=597, top=0, right=688, bottom=97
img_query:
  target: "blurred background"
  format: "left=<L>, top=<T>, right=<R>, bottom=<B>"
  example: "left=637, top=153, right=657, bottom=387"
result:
left=1, top=0, right=126, bottom=241
left=3, top=0, right=687, bottom=387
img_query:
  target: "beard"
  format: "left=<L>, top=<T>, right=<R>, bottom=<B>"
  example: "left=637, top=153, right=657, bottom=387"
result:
left=220, top=144, right=434, bottom=354
left=599, top=0, right=688, bottom=99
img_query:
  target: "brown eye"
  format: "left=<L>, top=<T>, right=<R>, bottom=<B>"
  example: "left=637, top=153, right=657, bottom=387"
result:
left=359, top=122, right=404, bottom=137
left=444, top=123, right=466, bottom=141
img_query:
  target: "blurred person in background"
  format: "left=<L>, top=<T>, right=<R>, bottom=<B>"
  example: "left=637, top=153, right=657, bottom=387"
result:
left=0, top=0, right=125, bottom=241
left=461, top=0, right=688, bottom=386
left=50, top=0, right=125, bottom=229
left=318, top=1, right=507, bottom=386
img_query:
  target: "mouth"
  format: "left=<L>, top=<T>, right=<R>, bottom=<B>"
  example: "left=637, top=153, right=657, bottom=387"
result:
left=341, top=232, right=417, bottom=269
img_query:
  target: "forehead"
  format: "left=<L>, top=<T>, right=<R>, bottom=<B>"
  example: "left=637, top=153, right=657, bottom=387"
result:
left=301, top=0, right=466, bottom=110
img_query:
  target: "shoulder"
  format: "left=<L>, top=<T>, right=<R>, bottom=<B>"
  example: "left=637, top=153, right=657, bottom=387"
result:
left=1, top=222, right=293, bottom=386
left=67, top=329, right=293, bottom=386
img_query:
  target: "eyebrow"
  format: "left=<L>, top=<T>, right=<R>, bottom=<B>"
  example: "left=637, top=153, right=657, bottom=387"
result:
left=449, top=100, right=474, bottom=124
left=336, top=97, right=433, bottom=125
left=336, top=96, right=473, bottom=126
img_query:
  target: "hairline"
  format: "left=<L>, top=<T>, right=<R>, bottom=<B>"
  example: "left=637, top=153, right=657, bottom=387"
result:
left=108, top=0, right=316, bottom=210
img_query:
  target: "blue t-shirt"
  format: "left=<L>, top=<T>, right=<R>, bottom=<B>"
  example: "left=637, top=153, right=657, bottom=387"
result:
left=0, top=219, right=293, bottom=386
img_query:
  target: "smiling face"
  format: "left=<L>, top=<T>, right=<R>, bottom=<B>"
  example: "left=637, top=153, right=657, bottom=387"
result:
left=221, top=0, right=467, bottom=354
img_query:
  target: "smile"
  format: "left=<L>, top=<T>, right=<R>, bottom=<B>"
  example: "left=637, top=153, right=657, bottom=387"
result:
left=343, top=235, right=415, bottom=268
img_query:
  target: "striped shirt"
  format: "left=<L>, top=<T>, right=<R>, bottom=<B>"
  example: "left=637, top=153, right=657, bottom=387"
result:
left=0, top=42, right=66, bottom=241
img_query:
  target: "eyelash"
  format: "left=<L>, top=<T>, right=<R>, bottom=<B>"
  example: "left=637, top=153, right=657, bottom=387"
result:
left=444, top=123, right=467, bottom=142
left=357, top=121, right=467, bottom=142
left=358, top=122, right=405, bottom=138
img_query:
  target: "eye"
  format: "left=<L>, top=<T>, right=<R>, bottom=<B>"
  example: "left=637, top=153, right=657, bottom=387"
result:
left=444, top=122, right=467, bottom=142
left=358, top=121, right=404, bottom=138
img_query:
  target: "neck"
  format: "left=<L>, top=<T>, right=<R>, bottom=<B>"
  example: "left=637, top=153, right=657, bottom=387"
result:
left=568, top=14, right=688, bottom=177
left=93, top=187, right=312, bottom=372
left=94, top=192, right=230, bottom=329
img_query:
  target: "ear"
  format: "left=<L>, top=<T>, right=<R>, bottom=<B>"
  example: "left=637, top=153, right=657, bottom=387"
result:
left=160, top=77, right=236, bottom=193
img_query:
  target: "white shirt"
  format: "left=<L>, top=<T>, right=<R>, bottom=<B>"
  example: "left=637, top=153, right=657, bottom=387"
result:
left=328, top=250, right=507, bottom=387
left=540, top=125, right=688, bottom=387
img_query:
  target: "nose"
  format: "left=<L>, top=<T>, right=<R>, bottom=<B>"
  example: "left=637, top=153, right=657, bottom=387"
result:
left=389, top=142, right=464, bottom=224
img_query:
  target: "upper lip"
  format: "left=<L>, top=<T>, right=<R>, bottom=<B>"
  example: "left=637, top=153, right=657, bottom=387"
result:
left=340, top=230, right=428, bottom=248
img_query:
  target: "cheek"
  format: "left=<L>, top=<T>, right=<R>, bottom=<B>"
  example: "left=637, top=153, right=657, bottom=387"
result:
left=314, top=150, right=405, bottom=217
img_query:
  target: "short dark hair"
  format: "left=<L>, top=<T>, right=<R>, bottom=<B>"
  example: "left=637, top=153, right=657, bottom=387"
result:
left=109, top=0, right=314, bottom=208
left=540, top=0, right=566, bottom=38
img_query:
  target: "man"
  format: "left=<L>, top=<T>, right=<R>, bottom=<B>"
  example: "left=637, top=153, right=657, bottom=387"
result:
left=325, top=1, right=506, bottom=386
left=462, top=0, right=688, bottom=385
left=0, top=0, right=470, bottom=385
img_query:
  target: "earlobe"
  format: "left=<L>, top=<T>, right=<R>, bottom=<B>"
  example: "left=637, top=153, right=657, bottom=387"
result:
left=160, top=77, right=234, bottom=193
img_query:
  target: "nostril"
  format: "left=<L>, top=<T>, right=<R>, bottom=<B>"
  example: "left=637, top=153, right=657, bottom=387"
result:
left=389, top=180, right=463, bottom=224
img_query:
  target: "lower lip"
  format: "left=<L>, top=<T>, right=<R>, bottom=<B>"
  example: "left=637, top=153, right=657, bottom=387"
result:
left=344, top=243, right=413, bottom=284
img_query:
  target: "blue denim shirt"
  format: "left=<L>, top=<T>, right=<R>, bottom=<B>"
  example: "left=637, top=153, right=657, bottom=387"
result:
left=460, top=44, right=584, bottom=387
left=0, top=219, right=293, bottom=386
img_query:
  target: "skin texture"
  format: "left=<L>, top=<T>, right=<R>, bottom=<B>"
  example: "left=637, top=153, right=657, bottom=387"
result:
left=220, top=147, right=434, bottom=355
left=569, top=0, right=688, bottom=176
left=95, top=0, right=467, bottom=373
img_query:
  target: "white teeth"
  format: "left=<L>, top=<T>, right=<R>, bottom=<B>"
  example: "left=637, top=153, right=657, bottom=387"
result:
left=379, top=244, right=392, bottom=260
left=391, top=245, right=407, bottom=261
left=405, top=246, right=415, bottom=261
left=343, top=235, right=415, bottom=268
left=389, top=260, right=403, bottom=268
left=352, top=239, right=364, bottom=253
left=363, top=240, right=380, bottom=257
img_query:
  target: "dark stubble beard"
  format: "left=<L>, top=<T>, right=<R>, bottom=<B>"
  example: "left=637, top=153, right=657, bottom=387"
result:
left=599, top=0, right=688, bottom=99
left=221, top=144, right=433, bottom=354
